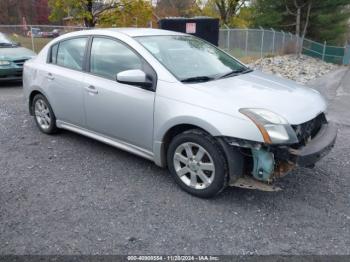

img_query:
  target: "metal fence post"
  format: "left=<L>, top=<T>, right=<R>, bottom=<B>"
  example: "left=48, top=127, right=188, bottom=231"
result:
left=271, top=28, right=275, bottom=55
left=245, top=29, right=248, bottom=56
left=343, top=42, right=349, bottom=65
left=300, top=36, right=305, bottom=56
left=282, top=31, right=285, bottom=54
left=296, top=35, right=299, bottom=55
left=260, top=27, right=265, bottom=59
left=322, top=41, right=327, bottom=61
left=227, top=29, right=230, bottom=51
left=30, top=26, right=35, bottom=52
left=288, top=32, right=294, bottom=53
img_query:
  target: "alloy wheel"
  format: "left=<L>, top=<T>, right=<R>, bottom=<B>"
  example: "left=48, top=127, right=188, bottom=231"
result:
left=34, top=98, right=51, bottom=130
left=173, top=142, right=215, bottom=189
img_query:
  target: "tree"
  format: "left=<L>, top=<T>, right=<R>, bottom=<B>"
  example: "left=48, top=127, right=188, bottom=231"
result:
left=99, top=0, right=152, bottom=27
left=252, top=0, right=350, bottom=45
left=214, top=0, right=248, bottom=25
left=154, top=0, right=198, bottom=17
left=0, top=0, right=47, bottom=25
left=284, top=0, right=312, bottom=55
left=229, top=6, right=253, bottom=28
left=36, top=0, right=50, bottom=24
left=198, top=0, right=251, bottom=27
left=0, top=0, right=12, bottom=24
left=48, top=0, right=121, bottom=27
left=199, top=0, right=220, bottom=18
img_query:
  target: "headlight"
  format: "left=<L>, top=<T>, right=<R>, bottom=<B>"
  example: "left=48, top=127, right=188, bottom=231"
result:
left=0, top=60, right=11, bottom=66
left=239, top=108, right=298, bottom=144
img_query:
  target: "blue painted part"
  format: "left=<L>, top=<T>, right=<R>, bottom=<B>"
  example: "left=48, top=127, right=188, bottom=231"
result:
left=251, top=148, right=274, bottom=181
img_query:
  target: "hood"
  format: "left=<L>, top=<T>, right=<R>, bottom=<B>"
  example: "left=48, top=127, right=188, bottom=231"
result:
left=0, top=46, right=36, bottom=61
left=181, top=70, right=327, bottom=125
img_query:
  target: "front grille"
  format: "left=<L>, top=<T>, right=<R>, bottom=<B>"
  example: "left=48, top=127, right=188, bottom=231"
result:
left=292, top=113, right=327, bottom=146
left=13, top=59, right=27, bottom=67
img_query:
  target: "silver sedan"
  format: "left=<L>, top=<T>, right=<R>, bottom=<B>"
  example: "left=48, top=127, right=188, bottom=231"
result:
left=23, top=28, right=337, bottom=198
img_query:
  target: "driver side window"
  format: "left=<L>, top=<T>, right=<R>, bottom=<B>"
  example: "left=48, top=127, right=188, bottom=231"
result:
left=90, top=37, right=142, bottom=80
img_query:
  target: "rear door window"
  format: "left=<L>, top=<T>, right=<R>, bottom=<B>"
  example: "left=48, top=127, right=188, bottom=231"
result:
left=56, top=37, right=88, bottom=71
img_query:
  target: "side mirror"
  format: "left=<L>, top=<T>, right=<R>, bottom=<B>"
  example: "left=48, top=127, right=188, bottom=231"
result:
left=116, top=69, right=153, bottom=90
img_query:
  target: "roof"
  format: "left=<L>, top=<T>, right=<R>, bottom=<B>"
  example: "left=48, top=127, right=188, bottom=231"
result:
left=102, top=28, right=185, bottom=37
left=46, top=28, right=186, bottom=48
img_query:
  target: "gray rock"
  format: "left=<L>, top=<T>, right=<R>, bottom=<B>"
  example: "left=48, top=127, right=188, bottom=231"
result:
left=248, top=54, right=339, bottom=85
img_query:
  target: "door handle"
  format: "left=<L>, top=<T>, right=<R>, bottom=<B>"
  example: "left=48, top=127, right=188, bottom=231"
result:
left=46, top=73, right=54, bottom=80
left=86, top=85, right=98, bottom=94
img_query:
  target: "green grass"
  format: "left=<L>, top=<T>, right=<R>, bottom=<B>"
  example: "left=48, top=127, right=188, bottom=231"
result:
left=9, top=34, right=52, bottom=53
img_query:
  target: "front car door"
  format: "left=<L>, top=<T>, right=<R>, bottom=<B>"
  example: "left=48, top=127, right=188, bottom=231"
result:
left=43, top=37, right=88, bottom=127
left=82, top=36, right=156, bottom=153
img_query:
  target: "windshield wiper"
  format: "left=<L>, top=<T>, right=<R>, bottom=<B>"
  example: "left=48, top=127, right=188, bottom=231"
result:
left=219, top=67, right=253, bottom=79
left=181, top=68, right=252, bottom=83
left=181, top=76, right=215, bottom=83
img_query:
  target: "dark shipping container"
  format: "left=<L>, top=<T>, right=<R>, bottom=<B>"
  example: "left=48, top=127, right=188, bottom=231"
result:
left=158, top=17, right=220, bottom=46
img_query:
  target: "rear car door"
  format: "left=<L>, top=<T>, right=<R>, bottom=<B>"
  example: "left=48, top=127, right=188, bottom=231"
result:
left=82, top=36, right=156, bottom=151
left=43, top=37, right=88, bottom=127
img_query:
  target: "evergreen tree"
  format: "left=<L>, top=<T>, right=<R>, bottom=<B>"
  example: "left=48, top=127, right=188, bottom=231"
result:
left=253, top=0, right=350, bottom=45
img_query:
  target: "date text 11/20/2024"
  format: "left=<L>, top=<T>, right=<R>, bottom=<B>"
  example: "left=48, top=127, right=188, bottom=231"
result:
left=127, top=255, right=220, bottom=261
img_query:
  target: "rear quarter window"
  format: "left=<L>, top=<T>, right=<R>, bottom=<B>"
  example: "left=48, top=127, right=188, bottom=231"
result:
left=50, top=43, right=58, bottom=64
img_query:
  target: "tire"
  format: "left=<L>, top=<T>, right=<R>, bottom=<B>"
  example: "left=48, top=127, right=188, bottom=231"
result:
left=32, top=94, right=58, bottom=134
left=167, top=129, right=228, bottom=198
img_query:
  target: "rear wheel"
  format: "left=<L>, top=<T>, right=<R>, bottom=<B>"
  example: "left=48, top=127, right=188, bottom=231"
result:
left=167, top=129, right=228, bottom=198
left=32, top=94, right=57, bottom=134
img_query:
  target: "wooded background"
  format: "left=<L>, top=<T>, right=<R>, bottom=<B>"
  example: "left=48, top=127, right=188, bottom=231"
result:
left=0, top=0, right=349, bottom=45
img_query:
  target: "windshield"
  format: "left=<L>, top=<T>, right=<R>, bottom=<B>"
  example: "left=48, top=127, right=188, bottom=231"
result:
left=135, top=35, right=248, bottom=82
left=0, top=33, right=16, bottom=47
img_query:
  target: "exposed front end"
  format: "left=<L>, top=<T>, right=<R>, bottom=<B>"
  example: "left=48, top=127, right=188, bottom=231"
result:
left=225, top=113, right=337, bottom=191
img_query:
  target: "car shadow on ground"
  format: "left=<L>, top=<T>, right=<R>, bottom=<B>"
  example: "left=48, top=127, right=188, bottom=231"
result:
left=0, top=81, right=22, bottom=87
left=54, top=126, right=338, bottom=210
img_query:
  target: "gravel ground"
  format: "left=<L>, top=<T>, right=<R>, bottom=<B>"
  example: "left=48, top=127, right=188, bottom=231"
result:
left=249, top=55, right=339, bottom=84
left=0, top=71, right=350, bottom=255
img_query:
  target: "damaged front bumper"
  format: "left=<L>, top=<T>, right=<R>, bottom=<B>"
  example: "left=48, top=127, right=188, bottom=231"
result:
left=290, top=122, right=337, bottom=167
left=221, top=121, right=337, bottom=191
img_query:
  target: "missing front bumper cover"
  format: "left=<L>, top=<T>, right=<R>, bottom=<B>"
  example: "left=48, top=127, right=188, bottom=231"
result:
left=226, top=122, right=337, bottom=191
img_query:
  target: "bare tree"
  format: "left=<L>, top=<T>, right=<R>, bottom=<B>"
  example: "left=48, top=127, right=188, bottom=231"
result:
left=0, top=0, right=37, bottom=25
left=82, top=0, right=122, bottom=27
left=155, top=0, right=197, bottom=17
left=49, top=0, right=122, bottom=27
left=285, top=0, right=313, bottom=56
left=214, top=0, right=247, bottom=25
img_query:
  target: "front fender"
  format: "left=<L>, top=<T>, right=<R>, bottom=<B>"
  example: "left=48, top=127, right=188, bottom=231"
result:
left=153, top=95, right=264, bottom=166
left=154, top=96, right=264, bottom=143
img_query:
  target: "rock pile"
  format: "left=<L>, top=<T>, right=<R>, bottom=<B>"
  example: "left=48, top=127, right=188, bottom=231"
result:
left=248, top=54, right=339, bottom=84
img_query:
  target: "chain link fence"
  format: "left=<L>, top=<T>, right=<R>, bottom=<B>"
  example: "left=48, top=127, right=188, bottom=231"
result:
left=219, top=28, right=349, bottom=65
left=0, top=25, right=88, bottom=53
left=1, top=25, right=349, bottom=65
left=219, top=28, right=298, bottom=60
left=302, top=38, right=345, bottom=64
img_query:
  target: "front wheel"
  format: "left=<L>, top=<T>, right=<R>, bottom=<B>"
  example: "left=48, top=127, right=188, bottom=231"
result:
left=32, top=94, right=57, bottom=134
left=167, top=129, right=228, bottom=198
